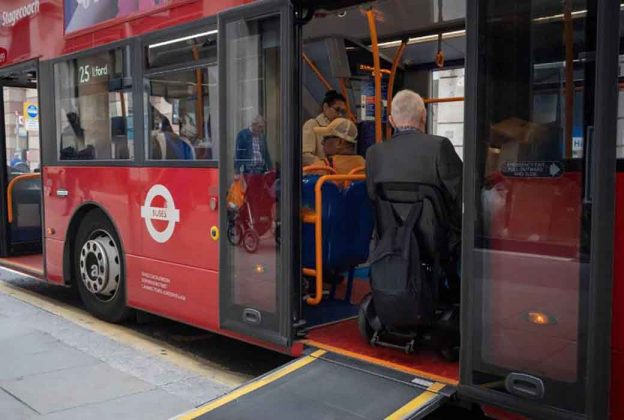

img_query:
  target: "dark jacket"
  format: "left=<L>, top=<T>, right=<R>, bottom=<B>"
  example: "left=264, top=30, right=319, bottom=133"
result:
left=234, top=128, right=272, bottom=174
left=365, top=129, right=463, bottom=249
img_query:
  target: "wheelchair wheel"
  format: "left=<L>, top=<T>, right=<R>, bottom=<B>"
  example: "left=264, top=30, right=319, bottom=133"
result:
left=242, top=229, right=260, bottom=254
left=227, top=223, right=242, bottom=246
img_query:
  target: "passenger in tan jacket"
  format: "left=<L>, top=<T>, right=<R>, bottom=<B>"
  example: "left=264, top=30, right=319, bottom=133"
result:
left=302, top=90, right=348, bottom=166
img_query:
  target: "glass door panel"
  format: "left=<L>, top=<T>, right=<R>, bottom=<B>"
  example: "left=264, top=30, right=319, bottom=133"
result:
left=218, top=2, right=294, bottom=347
left=462, top=0, right=617, bottom=417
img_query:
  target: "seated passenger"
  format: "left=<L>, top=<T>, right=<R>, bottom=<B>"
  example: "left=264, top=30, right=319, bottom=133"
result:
left=313, top=117, right=365, bottom=175
left=366, top=90, right=462, bottom=275
left=302, top=90, right=348, bottom=166
left=153, top=117, right=195, bottom=160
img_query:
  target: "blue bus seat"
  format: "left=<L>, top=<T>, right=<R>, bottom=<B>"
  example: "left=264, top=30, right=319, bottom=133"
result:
left=302, top=177, right=374, bottom=280
left=302, top=175, right=347, bottom=272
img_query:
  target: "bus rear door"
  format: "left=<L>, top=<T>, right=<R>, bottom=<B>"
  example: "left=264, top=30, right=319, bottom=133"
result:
left=460, top=1, right=618, bottom=418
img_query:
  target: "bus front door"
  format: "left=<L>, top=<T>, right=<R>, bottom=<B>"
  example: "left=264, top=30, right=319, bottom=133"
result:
left=0, top=62, right=42, bottom=258
left=461, top=0, right=618, bottom=418
left=217, top=0, right=297, bottom=349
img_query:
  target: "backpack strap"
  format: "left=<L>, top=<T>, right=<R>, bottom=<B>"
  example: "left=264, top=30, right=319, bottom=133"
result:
left=400, top=201, right=424, bottom=258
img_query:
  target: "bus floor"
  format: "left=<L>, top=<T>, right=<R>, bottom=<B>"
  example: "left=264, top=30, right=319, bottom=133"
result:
left=305, top=319, right=459, bottom=383
left=303, top=273, right=459, bottom=383
left=0, top=253, right=44, bottom=278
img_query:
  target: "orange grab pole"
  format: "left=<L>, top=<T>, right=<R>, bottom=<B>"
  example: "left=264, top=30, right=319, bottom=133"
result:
left=7, top=173, right=40, bottom=224
left=303, top=53, right=333, bottom=92
left=423, top=97, right=464, bottom=104
left=367, top=9, right=383, bottom=143
left=192, top=45, right=204, bottom=139
left=305, top=173, right=366, bottom=305
left=386, top=40, right=407, bottom=139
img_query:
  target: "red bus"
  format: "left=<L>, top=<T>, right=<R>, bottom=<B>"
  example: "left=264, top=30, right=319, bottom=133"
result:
left=0, top=0, right=621, bottom=418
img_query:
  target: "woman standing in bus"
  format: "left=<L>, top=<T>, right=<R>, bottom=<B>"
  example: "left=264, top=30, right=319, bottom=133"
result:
left=302, top=90, right=348, bottom=166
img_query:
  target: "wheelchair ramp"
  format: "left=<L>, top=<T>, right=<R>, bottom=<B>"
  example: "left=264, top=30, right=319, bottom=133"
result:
left=178, top=350, right=455, bottom=420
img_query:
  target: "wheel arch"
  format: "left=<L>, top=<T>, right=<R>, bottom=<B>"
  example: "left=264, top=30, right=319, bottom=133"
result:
left=62, top=202, right=127, bottom=287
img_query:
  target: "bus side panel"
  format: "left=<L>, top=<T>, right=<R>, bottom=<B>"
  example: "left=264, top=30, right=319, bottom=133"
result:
left=139, top=168, right=219, bottom=272
left=43, top=166, right=144, bottom=280
left=126, top=255, right=218, bottom=331
left=611, top=173, right=624, bottom=419
left=44, top=238, right=64, bottom=285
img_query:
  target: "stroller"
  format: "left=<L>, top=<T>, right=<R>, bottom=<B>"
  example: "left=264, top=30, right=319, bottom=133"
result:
left=226, top=171, right=278, bottom=253
left=358, top=182, right=460, bottom=360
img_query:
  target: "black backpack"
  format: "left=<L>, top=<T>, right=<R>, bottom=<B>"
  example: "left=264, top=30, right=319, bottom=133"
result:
left=369, top=198, right=438, bottom=330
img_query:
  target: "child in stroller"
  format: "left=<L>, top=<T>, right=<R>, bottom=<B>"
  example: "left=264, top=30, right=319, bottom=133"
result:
left=227, top=171, right=278, bottom=253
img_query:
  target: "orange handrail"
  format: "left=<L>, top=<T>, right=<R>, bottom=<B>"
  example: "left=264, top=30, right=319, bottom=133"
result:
left=367, top=9, right=383, bottom=144
left=303, top=53, right=333, bottom=91
left=192, top=45, right=204, bottom=141
left=386, top=40, right=408, bottom=139
left=304, top=173, right=366, bottom=305
left=7, top=173, right=40, bottom=224
left=303, top=164, right=336, bottom=175
left=424, top=97, right=464, bottom=104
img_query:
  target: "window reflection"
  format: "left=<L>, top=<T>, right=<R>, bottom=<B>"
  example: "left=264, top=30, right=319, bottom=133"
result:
left=55, top=48, right=133, bottom=161
left=224, top=16, right=281, bottom=327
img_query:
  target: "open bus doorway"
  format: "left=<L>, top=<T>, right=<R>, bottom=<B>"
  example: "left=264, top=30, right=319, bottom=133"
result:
left=297, top=0, right=465, bottom=384
left=0, top=63, right=44, bottom=276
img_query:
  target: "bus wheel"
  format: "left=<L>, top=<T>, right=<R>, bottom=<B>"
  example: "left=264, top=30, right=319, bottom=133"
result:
left=242, top=230, right=260, bottom=253
left=74, top=209, right=132, bottom=323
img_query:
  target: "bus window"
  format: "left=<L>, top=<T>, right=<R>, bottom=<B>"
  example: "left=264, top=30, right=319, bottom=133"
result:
left=430, top=68, right=464, bottom=159
left=54, top=47, right=133, bottom=161
left=146, top=67, right=218, bottom=161
left=145, top=30, right=219, bottom=161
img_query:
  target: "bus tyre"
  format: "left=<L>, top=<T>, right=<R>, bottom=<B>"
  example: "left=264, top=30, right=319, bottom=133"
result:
left=74, top=209, right=132, bottom=323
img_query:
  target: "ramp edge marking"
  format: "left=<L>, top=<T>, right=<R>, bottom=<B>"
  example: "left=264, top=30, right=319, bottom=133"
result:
left=302, top=339, right=458, bottom=385
left=385, top=382, right=447, bottom=420
left=176, top=349, right=327, bottom=419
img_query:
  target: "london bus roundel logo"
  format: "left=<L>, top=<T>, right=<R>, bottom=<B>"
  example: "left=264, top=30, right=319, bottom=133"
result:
left=140, top=184, right=180, bottom=243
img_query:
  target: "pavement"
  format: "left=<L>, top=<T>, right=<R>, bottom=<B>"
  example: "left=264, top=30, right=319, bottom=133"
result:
left=0, top=268, right=246, bottom=420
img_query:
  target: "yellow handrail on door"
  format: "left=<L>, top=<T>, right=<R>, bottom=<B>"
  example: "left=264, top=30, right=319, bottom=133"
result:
left=302, top=173, right=366, bottom=306
left=7, top=173, right=40, bottom=224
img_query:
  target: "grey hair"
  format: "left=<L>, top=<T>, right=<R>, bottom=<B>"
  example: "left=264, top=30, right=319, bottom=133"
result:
left=391, top=90, right=426, bottom=128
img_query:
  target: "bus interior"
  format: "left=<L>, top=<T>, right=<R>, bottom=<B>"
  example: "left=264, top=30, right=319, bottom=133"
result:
left=295, top=0, right=465, bottom=383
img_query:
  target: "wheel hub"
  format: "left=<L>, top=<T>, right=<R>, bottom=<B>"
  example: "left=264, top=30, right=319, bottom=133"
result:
left=79, top=233, right=120, bottom=297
